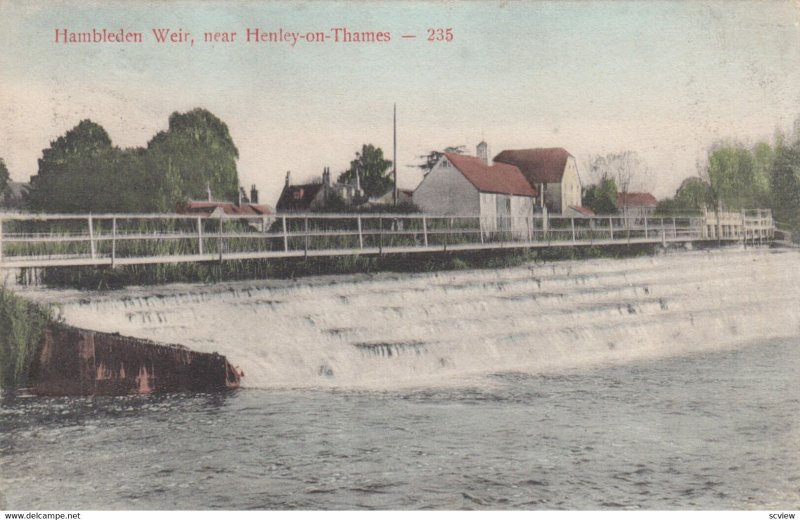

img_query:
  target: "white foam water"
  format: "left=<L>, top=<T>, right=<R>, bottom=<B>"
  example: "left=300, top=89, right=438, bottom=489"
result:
left=29, top=247, right=800, bottom=390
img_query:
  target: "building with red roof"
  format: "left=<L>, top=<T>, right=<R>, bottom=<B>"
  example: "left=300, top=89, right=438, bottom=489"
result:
left=493, top=147, right=583, bottom=214
left=177, top=200, right=274, bottom=218
left=176, top=184, right=275, bottom=230
left=412, top=148, right=538, bottom=236
left=617, top=192, right=658, bottom=219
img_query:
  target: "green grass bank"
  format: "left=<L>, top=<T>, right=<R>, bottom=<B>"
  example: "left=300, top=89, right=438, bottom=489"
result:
left=0, top=286, right=53, bottom=391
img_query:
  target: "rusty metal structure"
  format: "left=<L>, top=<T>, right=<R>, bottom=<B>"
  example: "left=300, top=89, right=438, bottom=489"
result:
left=28, top=323, right=240, bottom=396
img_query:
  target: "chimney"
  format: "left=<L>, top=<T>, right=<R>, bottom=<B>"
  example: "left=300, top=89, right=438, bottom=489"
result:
left=285, top=171, right=291, bottom=188
left=250, top=184, right=259, bottom=204
left=322, top=167, right=331, bottom=187
left=238, top=186, right=244, bottom=206
left=206, top=183, right=212, bottom=202
left=477, top=141, right=490, bottom=165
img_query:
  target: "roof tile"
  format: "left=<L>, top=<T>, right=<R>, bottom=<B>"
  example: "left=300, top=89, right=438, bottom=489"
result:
left=617, top=192, right=658, bottom=207
left=493, top=148, right=572, bottom=184
left=444, top=153, right=537, bottom=197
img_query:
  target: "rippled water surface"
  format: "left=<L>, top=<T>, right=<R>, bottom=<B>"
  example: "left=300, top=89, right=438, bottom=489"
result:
left=2, top=249, right=800, bottom=509
left=3, top=340, right=800, bottom=510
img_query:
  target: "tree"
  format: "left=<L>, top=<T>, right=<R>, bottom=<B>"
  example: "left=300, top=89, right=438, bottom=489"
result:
left=676, top=178, right=712, bottom=209
left=27, top=109, right=241, bottom=213
left=146, top=108, right=240, bottom=211
left=656, top=177, right=712, bottom=215
left=704, top=142, right=768, bottom=211
left=413, top=145, right=466, bottom=174
left=338, top=144, right=393, bottom=199
left=27, top=120, right=116, bottom=212
left=752, top=141, right=774, bottom=199
left=583, top=176, right=618, bottom=215
left=588, top=151, right=649, bottom=194
left=769, top=141, right=800, bottom=231
left=0, top=158, right=9, bottom=193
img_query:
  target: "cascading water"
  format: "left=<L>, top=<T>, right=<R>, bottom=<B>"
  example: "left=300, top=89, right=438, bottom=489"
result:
left=29, top=247, right=800, bottom=390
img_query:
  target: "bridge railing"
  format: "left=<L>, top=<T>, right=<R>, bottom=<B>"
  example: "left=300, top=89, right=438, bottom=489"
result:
left=0, top=210, right=774, bottom=268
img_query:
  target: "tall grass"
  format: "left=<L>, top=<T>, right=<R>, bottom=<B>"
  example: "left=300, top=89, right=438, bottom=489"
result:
left=28, top=242, right=661, bottom=289
left=0, top=287, right=53, bottom=390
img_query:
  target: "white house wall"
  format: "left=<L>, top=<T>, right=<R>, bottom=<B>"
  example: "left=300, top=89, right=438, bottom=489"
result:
left=479, top=192, right=498, bottom=231
left=510, top=195, right=535, bottom=238
left=413, top=160, right=480, bottom=215
left=561, top=157, right=582, bottom=212
left=480, top=192, right=534, bottom=237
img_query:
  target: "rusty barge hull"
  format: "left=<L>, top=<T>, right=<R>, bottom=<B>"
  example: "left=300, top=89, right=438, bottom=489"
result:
left=29, top=323, right=240, bottom=396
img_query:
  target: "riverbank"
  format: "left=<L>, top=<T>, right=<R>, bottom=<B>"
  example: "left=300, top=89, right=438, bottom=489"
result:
left=0, top=286, right=52, bottom=390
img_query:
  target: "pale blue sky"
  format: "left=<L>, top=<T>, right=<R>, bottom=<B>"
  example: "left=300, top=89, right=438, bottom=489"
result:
left=2, top=0, right=799, bottom=205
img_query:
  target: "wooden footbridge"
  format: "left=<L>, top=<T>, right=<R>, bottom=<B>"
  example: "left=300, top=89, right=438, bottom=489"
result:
left=0, top=209, right=775, bottom=270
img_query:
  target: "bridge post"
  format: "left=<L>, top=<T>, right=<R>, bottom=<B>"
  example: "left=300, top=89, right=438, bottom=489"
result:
left=111, top=217, right=117, bottom=267
left=422, top=215, right=429, bottom=247
left=673, top=217, right=677, bottom=239
left=479, top=216, right=484, bottom=244
left=740, top=209, right=746, bottom=242
left=357, top=216, right=363, bottom=250
left=197, top=217, right=203, bottom=255
left=304, top=217, right=309, bottom=257
left=527, top=214, right=532, bottom=243
left=282, top=216, right=288, bottom=252
left=609, top=217, right=614, bottom=240
left=644, top=217, right=649, bottom=240
left=218, top=213, right=224, bottom=262
left=626, top=217, right=630, bottom=244
left=378, top=215, right=385, bottom=254
left=88, top=216, right=96, bottom=260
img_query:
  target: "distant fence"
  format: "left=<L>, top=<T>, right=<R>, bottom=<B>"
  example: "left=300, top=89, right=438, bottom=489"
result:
left=0, top=209, right=774, bottom=269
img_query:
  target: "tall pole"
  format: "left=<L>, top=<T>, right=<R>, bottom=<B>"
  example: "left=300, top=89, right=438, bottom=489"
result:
left=393, top=103, right=397, bottom=206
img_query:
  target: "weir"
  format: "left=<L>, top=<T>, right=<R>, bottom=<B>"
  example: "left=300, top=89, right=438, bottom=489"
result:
left=27, top=247, right=799, bottom=391
left=0, top=209, right=776, bottom=270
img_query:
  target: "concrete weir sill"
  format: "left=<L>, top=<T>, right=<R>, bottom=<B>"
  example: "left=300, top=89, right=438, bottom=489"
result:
left=28, top=323, right=241, bottom=396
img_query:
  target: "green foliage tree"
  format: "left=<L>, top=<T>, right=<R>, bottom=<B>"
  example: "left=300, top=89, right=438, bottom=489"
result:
left=770, top=141, right=800, bottom=231
left=146, top=108, right=240, bottom=211
left=657, top=177, right=713, bottom=215
left=583, top=176, right=618, bottom=215
left=676, top=178, right=712, bottom=209
left=752, top=141, right=774, bottom=198
left=705, top=142, right=767, bottom=210
left=27, top=109, right=240, bottom=213
left=414, top=145, right=466, bottom=174
left=0, top=158, right=9, bottom=193
left=28, top=120, right=114, bottom=211
left=338, top=144, right=393, bottom=199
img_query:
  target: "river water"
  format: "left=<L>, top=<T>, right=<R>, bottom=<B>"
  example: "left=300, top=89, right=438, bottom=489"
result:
left=2, top=247, right=799, bottom=509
